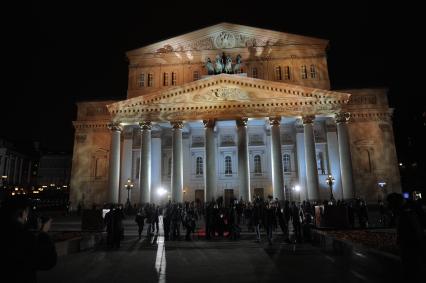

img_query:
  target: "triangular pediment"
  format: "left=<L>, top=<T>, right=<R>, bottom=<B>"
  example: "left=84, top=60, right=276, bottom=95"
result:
left=127, top=22, right=328, bottom=56
left=107, top=74, right=350, bottom=123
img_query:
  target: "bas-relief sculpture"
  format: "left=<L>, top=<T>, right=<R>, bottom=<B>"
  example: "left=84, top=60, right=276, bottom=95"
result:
left=70, top=23, right=401, bottom=208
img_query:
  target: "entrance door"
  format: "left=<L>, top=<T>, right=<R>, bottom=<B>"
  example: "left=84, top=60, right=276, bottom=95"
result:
left=224, top=189, right=234, bottom=207
left=254, top=188, right=264, bottom=200
left=195, top=189, right=204, bottom=203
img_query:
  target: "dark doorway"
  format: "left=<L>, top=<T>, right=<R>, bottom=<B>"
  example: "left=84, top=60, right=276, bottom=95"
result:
left=195, top=189, right=204, bottom=203
left=224, top=189, right=234, bottom=207
left=254, top=188, right=264, bottom=200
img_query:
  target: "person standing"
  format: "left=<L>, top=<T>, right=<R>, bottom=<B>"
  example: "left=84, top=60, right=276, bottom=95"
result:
left=135, top=208, right=145, bottom=240
left=0, top=196, right=57, bottom=283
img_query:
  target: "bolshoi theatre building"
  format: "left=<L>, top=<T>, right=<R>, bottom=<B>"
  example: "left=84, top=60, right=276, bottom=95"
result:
left=69, top=23, right=401, bottom=207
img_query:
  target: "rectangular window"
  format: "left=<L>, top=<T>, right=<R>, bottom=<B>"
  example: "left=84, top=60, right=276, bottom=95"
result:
left=284, top=66, right=291, bottom=80
left=301, top=65, right=307, bottom=79
left=163, top=72, right=169, bottom=86
left=275, top=66, right=282, bottom=80
left=193, top=71, right=200, bottom=81
left=252, top=67, right=258, bottom=78
left=147, top=73, right=153, bottom=87
left=310, top=64, right=317, bottom=79
left=171, top=72, right=177, bottom=85
left=138, top=73, right=145, bottom=87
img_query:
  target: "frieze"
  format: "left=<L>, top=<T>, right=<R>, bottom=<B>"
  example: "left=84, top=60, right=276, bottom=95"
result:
left=347, top=95, right=377, bottom=105
left=154, top=32, right=281, bottom=53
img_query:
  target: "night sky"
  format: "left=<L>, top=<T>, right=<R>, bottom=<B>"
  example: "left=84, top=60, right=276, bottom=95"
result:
left=5, top=2, right=423, bottom=180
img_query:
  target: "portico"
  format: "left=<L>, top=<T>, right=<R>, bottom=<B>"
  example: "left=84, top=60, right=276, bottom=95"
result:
left=105, top=74, right=352, bottom=203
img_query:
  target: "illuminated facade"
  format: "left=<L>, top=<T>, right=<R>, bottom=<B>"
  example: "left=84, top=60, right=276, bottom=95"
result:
left=70, top=23, right=401, bottom=207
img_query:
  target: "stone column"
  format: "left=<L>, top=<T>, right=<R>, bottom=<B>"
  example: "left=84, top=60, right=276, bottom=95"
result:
left=203, top=119, right=217, bottom=203
left=335, top=112, right=355, bottom=199
left=295, top=123, right=308, bottom=201
left=269, top=117, right=285, bottom=200
left=139, top=121, right=152, bottom=204
left=151, top=131, right=162, bottom=202
left=108, top=122, right=122, bottom=203
left=237, top=118, right=251, bottom=202
left=303, top=115, right=320, bottom=201
left=120, top=128, right=133, bottom=204
left=18, top=158, right=23, bottom=185
left=171, top=121, right=183, bottom=203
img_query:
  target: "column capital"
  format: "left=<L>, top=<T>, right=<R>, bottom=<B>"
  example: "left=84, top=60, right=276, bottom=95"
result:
left=139, top=121, right=152, bottom=130
left=269, top=117, right=281, bottom=126
left=107, top=122, right=122, bottom=131
left=236, top=118, right=248, bottom=127
left=203, top=119, right=216, bottom=129
left=302, top=115, right=315, bottom=125
left=171, top=121, right=184, bottom=129
left=335, top=112, right=351, bottom=124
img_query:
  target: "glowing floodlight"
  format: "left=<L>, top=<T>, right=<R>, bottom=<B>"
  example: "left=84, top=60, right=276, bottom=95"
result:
left=294, top=185, right=301, bottom=192
left=157, top=187, right=167, bottom=196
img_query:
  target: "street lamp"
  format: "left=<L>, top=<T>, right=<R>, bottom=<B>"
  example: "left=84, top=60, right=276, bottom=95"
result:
left=1, top=175, right=7, bottom=188
left=124, top=178, right=134, bottom=208
left=377, top=180, right=387, bottom=200
left=292, top=184, right=301, bottom=202
left=325, top=174, right=335, bottom=202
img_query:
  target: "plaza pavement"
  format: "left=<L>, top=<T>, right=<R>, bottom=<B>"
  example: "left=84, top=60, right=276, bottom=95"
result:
left=38, top=216, right=403, bottom=283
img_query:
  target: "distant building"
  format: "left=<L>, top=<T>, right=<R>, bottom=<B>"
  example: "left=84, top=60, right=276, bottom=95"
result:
left=0, top=138, right=38, bottom=188
left=37, top=153, right=71, bottom=187
left=70, top=23, right=401, bottom=206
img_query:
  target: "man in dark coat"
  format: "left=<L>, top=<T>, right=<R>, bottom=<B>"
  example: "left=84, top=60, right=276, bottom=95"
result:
left=0, top=196, right=57, bottom=283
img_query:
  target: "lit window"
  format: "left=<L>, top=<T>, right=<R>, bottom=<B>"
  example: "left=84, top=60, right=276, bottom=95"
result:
left=163, top=73, right=169, bottom=86
left=171, top=72, right=177, bottom=86
left=148, top=73, right=153, bottom=87
left=283, top=154, right=290, bottom=172
left=254, top=155, right=262, bottom=174
left=310, top=65, right=316, bottom=79
left=275, top=66, right=282, bottom=80
left=138, top=73, right=145, bottom=87
left=196, top=157, right=203, bottom=176
left=225, top=156, right=232, bottom=176
left=301, top=65, right=307, bottom=79
left=284, top=66, right=291, bottom=80
left=317, top=152, right=325, bottom=174
left=193, top=71, right=200, bottom=81
left=252, top=67, right=258, bottom=78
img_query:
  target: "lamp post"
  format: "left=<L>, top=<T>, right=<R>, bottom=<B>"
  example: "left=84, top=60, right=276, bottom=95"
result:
left=1, top=175, right=7, bottom=188
left=377, top=181, right=387, bottom=200
left=124, top=178, right=134, bottom=209
left=325, top=174, right=335, bottom=202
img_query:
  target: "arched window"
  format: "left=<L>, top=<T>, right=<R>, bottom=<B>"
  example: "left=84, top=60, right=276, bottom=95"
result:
left=283, top=154, right=291, bottom=172
left=254, top=155, right=262, bottom=174
left=225, top=156, right=232, bottom=176
left=196, top=156, right=203, bottom=176
left=168, top=157, right=172, bottom=177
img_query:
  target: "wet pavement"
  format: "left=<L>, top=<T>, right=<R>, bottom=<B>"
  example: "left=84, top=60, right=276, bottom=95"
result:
left=39, top=217, right=403, bottom=283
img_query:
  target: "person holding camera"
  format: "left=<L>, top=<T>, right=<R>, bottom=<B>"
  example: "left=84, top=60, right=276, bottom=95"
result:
left=0, top=195, right=57, bottom=283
